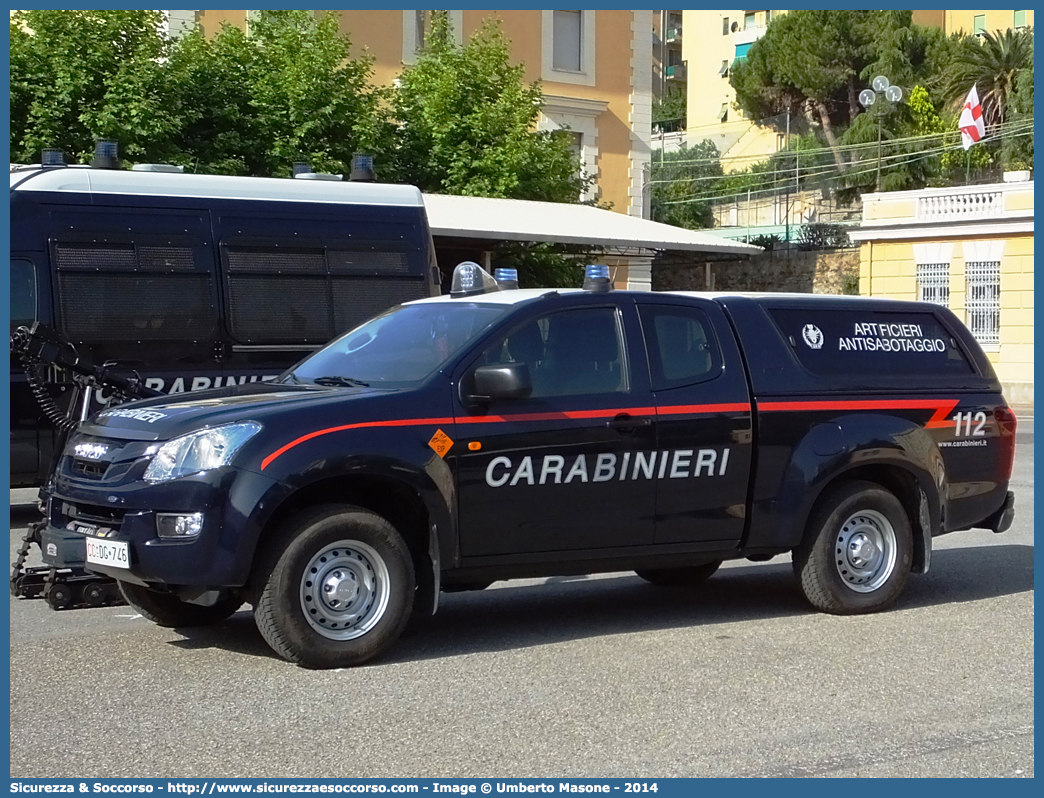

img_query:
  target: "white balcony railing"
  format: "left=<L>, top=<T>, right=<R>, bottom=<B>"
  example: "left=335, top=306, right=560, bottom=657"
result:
left=917, top=189, right=1003, bottom=221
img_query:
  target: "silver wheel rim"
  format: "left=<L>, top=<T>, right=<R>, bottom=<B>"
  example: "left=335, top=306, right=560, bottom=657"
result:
left=834, top=509, right=897, bottom=593
left=299, top=540, right=390, bottom=640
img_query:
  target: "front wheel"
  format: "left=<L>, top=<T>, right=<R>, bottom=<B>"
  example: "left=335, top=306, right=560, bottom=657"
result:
left=793, top=480, right=913, bottom=614
left=254, top=505, right=415, bottom=669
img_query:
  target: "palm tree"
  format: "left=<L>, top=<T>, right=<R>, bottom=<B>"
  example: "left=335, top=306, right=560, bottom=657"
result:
left=945, top=28, right=1034, bottom=130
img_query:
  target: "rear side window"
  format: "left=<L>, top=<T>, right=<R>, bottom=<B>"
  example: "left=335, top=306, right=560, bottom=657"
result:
left=639, top=304, right=722, bottom=390
left=10, top=258, right=36, bottom=331
left=769, top=308, right=974, bottom=376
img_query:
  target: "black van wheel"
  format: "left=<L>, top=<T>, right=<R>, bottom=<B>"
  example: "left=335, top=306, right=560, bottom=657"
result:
left=635, top=560, right=722, bottom=587
left=793, top=481, right=913, bottom=615
left=254, top=505, right=415, bottom=669
left=119, top=582, right=242, bottom=627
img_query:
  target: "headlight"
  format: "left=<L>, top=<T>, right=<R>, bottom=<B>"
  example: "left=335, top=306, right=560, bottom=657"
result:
left=143, top=422, right=262, bottom=483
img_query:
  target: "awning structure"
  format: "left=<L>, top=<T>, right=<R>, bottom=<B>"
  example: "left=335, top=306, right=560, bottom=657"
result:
left=422, top=193, right=762, bottom=256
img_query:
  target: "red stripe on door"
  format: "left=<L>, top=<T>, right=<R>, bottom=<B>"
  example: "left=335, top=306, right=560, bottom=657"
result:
left=758, top=399, right=959, bottom=428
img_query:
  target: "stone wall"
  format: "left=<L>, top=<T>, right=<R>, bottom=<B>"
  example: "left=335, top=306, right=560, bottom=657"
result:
left=654, top=247, right=861, bottom=295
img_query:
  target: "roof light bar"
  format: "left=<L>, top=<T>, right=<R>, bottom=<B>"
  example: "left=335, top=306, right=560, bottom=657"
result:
left=494, top=268, right=519, bottom=290
left=450, top=261, right=500, bottom=298
left=582, top=264, right=612, bottom=293
left=41, top=149, right=66, bottom=167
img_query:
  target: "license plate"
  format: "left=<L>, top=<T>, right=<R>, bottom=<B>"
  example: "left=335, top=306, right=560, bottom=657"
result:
left=85, top=537, right=130, bottom=569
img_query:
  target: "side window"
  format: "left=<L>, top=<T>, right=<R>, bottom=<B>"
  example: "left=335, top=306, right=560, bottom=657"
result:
left=639, top=304, right=722, bottom=391
left=10, top=258, right=36, bottom=331
left=483, top=307, right=629, bottom=398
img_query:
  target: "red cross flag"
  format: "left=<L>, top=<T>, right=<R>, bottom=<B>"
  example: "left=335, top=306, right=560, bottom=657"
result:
left=959, top=84, right=985, bottom=150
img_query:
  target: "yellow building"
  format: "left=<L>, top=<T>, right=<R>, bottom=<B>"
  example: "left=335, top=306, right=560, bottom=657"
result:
left=912, top=9, right=1034, bottom=35
left=680, top=9, right=1032, bottom=168
left=192, top=9, right=653, bottom=219
left=680, top=9, right=787, bottom=169
left=850, top=180, right=1034, bottom=403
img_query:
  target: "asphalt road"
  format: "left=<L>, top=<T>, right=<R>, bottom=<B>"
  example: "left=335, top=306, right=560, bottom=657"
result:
left=9, top=430, right=1033, bottom=779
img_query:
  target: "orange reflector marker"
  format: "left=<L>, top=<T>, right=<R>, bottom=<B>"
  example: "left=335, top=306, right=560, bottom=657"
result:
left=468, top=441, right=482, bottom=451
left=428, top=429, right=454, bottom=458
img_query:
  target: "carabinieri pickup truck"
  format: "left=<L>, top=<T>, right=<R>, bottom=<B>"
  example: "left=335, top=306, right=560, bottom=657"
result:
left=46, top=262, right=1017, bottom=668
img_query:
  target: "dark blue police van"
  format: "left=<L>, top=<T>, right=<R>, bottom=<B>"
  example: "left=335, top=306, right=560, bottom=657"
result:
left=10, top=164, right=440, bottom=486
left=45, top=263, right=1017, bottom=669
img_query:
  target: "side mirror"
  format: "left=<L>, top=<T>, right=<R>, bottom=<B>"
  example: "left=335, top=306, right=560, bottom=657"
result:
left=469, top=363, right=532, bottom=404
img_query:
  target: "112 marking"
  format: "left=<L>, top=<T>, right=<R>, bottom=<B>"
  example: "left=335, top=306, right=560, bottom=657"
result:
left=952, top=411, right=987, bottom=437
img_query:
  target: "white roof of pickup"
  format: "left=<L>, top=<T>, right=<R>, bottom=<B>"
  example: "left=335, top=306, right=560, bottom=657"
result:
left=10, top=167, right=424, bottom=207
left=422, top=193, right=762, bottom=255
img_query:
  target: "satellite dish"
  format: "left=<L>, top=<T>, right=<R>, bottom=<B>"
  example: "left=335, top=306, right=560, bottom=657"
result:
left=885, top=85, right=903, bottom=103
left=858, top=89, right=877, bottom=108
left=872, top=75, right=890, bottom=92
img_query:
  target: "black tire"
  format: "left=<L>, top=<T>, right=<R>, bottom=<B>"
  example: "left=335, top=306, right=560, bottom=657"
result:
left=635, top=560, right=722, bottom=587
left=82, top=582, right=106, bottom=607
left=254, top=504, right=415, bottom=669
left=793, top=480, right=913, bottom=615
left=45, top=582, right=74, bottom=610
left=119, top=582, right=242, bottom=627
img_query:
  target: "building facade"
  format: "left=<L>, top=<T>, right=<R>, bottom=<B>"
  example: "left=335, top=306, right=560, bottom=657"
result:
left=850, top=180, right=1034, bottom=403
left=912, top=9, right=1034, bottom=35
left=192, top=9, right=653, bottom=220
left=680, top=9, right=786, bottom=168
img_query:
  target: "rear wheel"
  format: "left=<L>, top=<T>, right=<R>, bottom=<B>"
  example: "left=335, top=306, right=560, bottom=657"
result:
left=119, top=582, right=242, bottom=627
left=254, top=505, right=415, bottom=669
left=793, top=480, right=913, bottom=614
left=635, top=560, right=722, bottom=587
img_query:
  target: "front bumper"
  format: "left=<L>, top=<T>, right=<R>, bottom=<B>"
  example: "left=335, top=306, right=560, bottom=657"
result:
left=46, top=466, right=280, bottom=589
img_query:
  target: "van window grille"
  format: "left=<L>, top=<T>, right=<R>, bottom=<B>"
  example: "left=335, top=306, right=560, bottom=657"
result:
left=225, top=248, right=326, bottom=274
left=223, top=244, right=424, bottom=344
left=55, top=244, right=137, bottom=271
left=54, top=243, right=215, bottom=342
left=916, top=262, right=949, bottom=307
left=328, top=250, right=410, bottom=274
left=137, top=246, right=197, bottom=271
left=58, top=273, right=215, bottom=342
left=331, top=277, right=429, bottom=333
left=965, top=260, right=1000, bottom=347
left=226, top=275, right=334, bottom=343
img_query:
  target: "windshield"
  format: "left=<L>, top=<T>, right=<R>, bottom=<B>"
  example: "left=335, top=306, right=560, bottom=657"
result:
left=286, top=301, right=511, bottom=389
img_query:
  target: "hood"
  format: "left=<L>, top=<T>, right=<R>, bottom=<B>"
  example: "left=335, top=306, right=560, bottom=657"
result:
left=77, top=381, right=391, bottom=441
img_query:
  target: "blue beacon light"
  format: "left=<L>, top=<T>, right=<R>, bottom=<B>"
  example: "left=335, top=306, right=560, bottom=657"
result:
left=583, top=264, right=612, bottom=293
left=494, top=268, right=519, bottom=290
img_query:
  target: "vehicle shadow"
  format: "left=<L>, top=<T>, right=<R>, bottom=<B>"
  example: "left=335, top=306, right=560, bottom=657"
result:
left=165, top=543, right=1033, bottom=666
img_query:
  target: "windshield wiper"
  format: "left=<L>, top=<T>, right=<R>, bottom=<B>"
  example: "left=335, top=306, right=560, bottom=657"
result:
left=311, top=375, right=371, bottom=388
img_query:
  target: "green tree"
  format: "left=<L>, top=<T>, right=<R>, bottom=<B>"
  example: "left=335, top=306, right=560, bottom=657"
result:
left=387, top=13, right=585, bottom=201
left=10, top=10, right=175, bottom=164
left=1002, top=65, right=1034, bottom=170
left=166, top=10, right=388, bottom=176
left=652, top=87, right=687, bottom=127
left=731, top=11, right=952, bottom=174
left=650, top=141, right=724, bottom=229
left=945, top=28, right=1034, bottom=129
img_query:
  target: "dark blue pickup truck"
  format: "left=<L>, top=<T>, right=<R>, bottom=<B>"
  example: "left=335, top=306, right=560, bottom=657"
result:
left=47, top=263, right=1017, bottom=668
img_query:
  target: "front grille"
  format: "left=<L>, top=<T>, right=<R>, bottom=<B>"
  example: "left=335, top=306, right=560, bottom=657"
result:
left=72, top=459, right=108, bottom=480
left=55, top=501, right=125, bottom=531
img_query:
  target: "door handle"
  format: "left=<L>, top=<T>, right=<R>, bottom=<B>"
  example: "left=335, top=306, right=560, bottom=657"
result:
left=606, top=414, right=652, bottom=433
